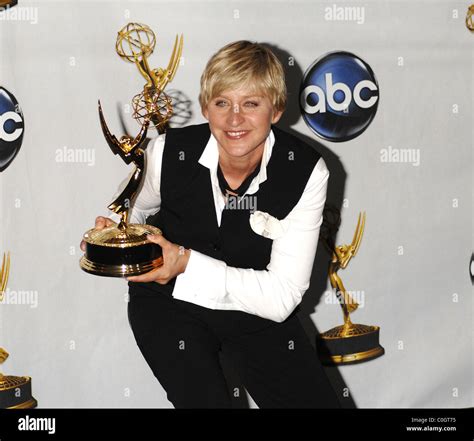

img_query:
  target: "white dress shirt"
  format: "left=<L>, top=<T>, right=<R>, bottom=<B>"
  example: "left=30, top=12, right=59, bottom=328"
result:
left=111, top=128, right=329, bottom=323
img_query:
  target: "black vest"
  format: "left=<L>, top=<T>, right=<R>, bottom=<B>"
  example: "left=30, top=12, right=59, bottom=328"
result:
left=129, top=123, right=321, bottom=295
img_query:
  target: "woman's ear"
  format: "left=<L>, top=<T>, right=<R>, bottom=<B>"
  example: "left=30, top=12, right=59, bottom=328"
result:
left=271, top=109, right=283, bottom=124
left=202, top=106, right=209, bottom=120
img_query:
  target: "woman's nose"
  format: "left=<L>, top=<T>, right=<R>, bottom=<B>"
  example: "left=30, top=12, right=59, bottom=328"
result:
left=226, top=104, right=245, bottom=126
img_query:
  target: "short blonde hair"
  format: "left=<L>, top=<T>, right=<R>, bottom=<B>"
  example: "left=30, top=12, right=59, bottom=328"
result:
left=199, top=41, right=287, bottom=112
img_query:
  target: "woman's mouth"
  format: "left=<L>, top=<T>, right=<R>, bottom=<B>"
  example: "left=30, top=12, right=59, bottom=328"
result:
left=224, top=130, right=249, bottom=140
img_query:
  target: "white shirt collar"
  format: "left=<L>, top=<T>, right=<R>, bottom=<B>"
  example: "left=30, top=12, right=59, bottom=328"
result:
left=198, top=128, right=275, bottom=195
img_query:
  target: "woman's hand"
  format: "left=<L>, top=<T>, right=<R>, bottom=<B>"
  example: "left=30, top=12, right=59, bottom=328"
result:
left=127, top=234, right=191, bottom=284
left=80, top=216, right=116, bottom=252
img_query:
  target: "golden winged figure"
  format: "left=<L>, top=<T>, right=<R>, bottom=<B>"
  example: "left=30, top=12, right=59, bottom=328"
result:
left=321, top=210, right=366, bottom=335
left=98, top=101, right=149, bottom=230
left=318, top=209, right=384, bottom=363
left=0, top=252, right=10, bottom=303
left=97, top=24, right=183, bottom=230
left=80, top=23, right=181, bottom=278
left=115, top=23, right=183, bottom=130
left=0, top=252, right=11, bottom=369
left=466, top=5, right=474, bottom=32
left=0, top=252, right=37, bottom=407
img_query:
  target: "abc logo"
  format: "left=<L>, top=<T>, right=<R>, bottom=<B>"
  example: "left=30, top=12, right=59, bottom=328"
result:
left=0, top=87, right=24, bottom=172
left=300, top=51, right=379, bottom=142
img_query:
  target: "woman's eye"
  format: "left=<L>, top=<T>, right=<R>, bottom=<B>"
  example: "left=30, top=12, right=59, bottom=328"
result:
left=244, top=101, right=258, bottom=107
left=215, top=100, right=228, bottom=107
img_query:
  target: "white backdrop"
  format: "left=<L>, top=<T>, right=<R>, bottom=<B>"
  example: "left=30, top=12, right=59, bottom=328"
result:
left=0, top=0, right=472, bottom=408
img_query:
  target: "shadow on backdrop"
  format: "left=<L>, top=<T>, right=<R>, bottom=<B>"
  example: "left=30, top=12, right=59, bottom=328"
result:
left=219, top=43, right=355, bottom=409
left=270, top=43, right=355, bottom=409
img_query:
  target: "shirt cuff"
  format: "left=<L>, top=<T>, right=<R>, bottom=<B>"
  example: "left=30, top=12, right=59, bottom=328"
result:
left=108, top=212, right=121, bottom=224
left=172, top=249, right=227, bottom=308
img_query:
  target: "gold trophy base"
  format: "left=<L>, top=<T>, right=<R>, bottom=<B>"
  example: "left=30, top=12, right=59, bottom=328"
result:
left=80, top=223, right=163, bottom=278
left=317, top=323, right=385, bottom=365
left=0, top=374, right=37, bottom=409
left=80, top=257, right=164, bottom=278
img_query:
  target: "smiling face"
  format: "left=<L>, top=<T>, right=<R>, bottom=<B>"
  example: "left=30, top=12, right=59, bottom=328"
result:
left=202, top=85, right=283, bottom=162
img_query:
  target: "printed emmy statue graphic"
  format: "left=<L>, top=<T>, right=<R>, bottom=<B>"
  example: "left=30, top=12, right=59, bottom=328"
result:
left=0, top=1, right=18, bottom=9
left=0, top=252, right=37, bottom=408
left=466, top=4, right=474, bottom=32
left=80, top=23, right=183, bottom=277
left=317, top=208, right=384, bottom=365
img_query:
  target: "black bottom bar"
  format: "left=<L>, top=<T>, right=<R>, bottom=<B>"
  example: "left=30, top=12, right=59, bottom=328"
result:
left=0, top=408, right=472, bottom=441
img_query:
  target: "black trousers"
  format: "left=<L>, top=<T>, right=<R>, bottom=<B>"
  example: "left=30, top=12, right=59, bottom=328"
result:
left=128, top=283, right=341, bottom=409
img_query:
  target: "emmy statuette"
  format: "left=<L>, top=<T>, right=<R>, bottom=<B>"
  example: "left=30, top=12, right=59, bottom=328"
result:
left=0, top=252, right=37, bottom=408
left=80, top=23, right=183, bottom=277
left=317, top=208, right=385, bottom=364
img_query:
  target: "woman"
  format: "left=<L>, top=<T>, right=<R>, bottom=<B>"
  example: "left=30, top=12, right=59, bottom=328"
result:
left=83, top=41, right=340, bottom=409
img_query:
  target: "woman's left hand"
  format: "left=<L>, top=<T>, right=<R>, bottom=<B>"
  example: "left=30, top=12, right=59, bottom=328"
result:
left=127, top=234, right=191, bottom=284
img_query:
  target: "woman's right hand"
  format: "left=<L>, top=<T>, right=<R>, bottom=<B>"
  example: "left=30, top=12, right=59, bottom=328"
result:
left=80, top=216, right=116, bottom=252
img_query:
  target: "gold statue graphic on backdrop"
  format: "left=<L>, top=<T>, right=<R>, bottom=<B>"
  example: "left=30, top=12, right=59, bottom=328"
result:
left=317, top=208, right=384, bottom=365
left=0, top=252, right=37, bottom=408
left=466, top=4, right=474, bottom=32
left=80, top=23, right=183, bottom=277
left=328, top=212, right=365, bottom=334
